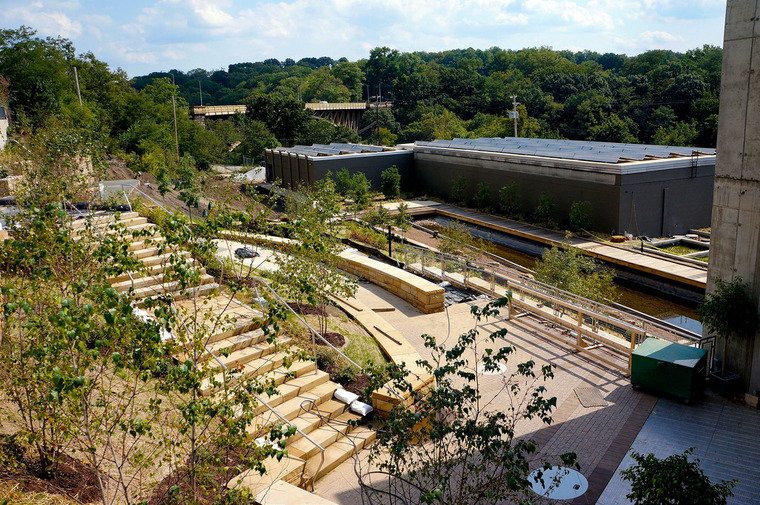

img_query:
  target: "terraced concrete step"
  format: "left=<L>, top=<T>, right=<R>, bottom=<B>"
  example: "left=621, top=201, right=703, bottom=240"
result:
left=139, top=250, right=190, bottom=266
left=288, top=400, right=349, bottom=441
left=203, top=328, right=269, bottom=359
left=304, top=426, right=376, bottom=482
left=250, top=372, right=333, bottom=417
left=207, top=336, right=292, bottom=371
left=235, top=455, right=306, bottom=498
left=111, top=268, right=208, bottom=293
left=130, top=274, right=216, bottom=299
left=108, top=257, right=199, bottom=284
left=286, top=411, right=361, bottom=460
left=73, top=219, right=153, bottom=237
left=201, top=350, right=291, bottom=395
left=128, top=235, right=165, bottom=252
left=70, top=212, right=140, bottom=229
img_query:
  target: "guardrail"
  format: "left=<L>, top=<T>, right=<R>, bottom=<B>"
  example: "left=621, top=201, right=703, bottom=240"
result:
left=396, top=242, right=705, bottom=374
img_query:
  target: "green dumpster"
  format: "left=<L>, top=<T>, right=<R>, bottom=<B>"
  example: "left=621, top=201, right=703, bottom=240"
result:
left=631, top=338, right=707, bottom=403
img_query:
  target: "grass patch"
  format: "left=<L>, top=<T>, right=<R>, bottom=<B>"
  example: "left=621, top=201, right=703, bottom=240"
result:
left=661, top=245, right=701, bottom=255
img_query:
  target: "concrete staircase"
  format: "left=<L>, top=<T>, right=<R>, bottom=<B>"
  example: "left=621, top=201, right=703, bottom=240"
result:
left=81, top=210, right=374, bottom=495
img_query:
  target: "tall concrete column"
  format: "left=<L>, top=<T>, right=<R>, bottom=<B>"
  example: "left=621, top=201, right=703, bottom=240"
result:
left=708, top=0, right=760, bottom=392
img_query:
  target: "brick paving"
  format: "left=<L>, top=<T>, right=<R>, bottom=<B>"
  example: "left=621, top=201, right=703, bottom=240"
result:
left=314, top=283, right=758, bottom=504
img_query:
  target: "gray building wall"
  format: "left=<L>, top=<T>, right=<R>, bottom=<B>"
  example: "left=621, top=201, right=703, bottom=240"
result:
left=413, top=149, right=714, bottom=236
left=266, top=149, right=414, bottom=192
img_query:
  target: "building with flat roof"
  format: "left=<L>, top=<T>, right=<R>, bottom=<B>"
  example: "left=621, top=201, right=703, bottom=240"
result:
left=265, top=138, right=716, bottom=237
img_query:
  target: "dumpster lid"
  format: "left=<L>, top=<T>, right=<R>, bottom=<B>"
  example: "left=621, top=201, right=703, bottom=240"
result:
left=633, top=338, right=707, bottom=367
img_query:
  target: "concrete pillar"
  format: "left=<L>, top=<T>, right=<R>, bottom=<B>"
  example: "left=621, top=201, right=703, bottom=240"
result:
left=708, top=0, right=760, bottom=391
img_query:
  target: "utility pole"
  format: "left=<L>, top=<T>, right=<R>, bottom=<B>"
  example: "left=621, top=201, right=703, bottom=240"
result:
left=172, top=95, right=180, bottom=163
left=376, top=83, right=381, bottom=146
left=509, top=95, right=520, bottom=138
left=73, top=67, right=82, bottom=106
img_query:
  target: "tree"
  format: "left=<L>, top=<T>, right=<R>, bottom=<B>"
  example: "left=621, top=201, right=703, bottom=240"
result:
left=620, top=449, right=735, bottom=505
left=363, top=297, right=576, bottom=505
left=380, top=165, right=401, bottom=199
left=334, top=168, right=352, bottom=198
left=697, top=277, right=759, bottom=377
left=569, top=200, right=594, bottom=233
left=276, top=181, right=356, bottom=336
left=451, top=175, right=468, bottom=205
left=534, top=239, right=618, bottom=303
left=472, top=182, right=491, bottom=210
left=349, top=172, right=371, bottom=216
left=498, top=183, right=520, bottom=218
left=244, top=92, right=310, bottom=145
left=532, top=192, right=555, bottom=228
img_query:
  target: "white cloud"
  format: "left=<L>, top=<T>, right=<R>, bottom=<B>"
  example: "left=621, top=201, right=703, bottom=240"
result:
left=640, top=30, right=680, bottom=43
left=525, top=0, right=615, bottom=31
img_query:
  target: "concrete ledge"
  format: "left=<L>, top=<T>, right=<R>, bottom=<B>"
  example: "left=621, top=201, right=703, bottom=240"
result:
left=338, top=250, right=445, bottom=314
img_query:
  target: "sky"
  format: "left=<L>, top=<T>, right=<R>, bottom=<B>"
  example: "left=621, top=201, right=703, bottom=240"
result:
left=0, top=0, right=728, bottom=78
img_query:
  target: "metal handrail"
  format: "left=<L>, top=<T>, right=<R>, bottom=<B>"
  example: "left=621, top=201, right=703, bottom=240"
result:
left=398, top=242, right=704, bottom=345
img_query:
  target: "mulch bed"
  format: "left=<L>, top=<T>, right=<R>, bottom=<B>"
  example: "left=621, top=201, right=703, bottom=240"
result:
left=0, top=439, right=102, bottom=504
left=315, top=331, right=345, bottom=347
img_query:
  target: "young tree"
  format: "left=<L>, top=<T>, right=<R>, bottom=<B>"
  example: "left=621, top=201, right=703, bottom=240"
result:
left=472, top=182, right=491, bottom=210
left=349, top=172, right=371, bottom=217
left=697, top=277, right=759, bottom=378
left=451, top=175, right=468, bottom=205
left=380, top=165, right=401, bottom=199
left=569, top=200, right=594, bottom=233
left=498, top=182, right=520, bottom=218
left=621, top=449, right=735, bottom=505
left=534, top=239, right=618, bottom=303
left=532, top=191, right=555, bottom=228
left=277, top=181, right=356, bottom=336
left=363, top=297, right=576, bottom=505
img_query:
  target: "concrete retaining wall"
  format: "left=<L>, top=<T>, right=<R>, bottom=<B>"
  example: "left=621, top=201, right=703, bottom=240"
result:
left=338, top=250, right=445, bottom=313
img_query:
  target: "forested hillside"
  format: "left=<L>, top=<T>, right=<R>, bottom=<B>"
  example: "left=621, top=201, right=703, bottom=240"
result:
left=1, top=26, right=721, bottom=184
left=137, top=45, right=722, bottom=148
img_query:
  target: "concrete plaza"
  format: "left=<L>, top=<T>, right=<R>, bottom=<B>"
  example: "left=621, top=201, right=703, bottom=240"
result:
left=309, top=283, right=760, bottom=504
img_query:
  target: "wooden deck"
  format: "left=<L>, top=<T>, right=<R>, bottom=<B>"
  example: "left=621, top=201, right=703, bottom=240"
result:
left=382, top=201, right=707, bottom=291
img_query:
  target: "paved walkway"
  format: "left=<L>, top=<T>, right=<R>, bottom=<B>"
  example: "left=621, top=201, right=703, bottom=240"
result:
left=597, top=394, right=760, bottom=505
left=315, top=283, right=657, bottom=504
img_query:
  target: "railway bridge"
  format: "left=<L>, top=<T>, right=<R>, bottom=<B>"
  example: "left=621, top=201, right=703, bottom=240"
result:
left=189, top=102, right=388, bottom=132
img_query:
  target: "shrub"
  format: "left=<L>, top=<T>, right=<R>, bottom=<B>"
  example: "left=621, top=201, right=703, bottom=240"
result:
left=621, top=449, right=735, bottom=505
left=498, top=182, right=520, bottom=217
left=532, top=191, right=555, bottom=227
left=451, top=175, right=468, bottom=204
left=569, top=200, right=594, bottom=233
left=472, top=182, right=491, bottom=210
left=380, top=165, right=401, bottom=199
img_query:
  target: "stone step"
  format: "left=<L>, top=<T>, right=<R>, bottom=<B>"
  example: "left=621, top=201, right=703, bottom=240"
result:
left=73, top=219, right=153, bottom=237
left=204, top=328, right=269, bottom=359
left=286, top=411, right=362, bottom=460
left=288, top=400, right=349, bottom=442
left=201, top=349, right=292, bottom=395
left=246, top=373, right=335, bottom=434
left=235, top=455, right=307, bottom=498
left=128, top=235, right=165, bottom=252
left=139, top=250, right=190, bottom=266
left=250, top=372, right=333, bottom=418
left=129, top=274, right=216, bottom=299
left=111, top=268, right=208, bottom=293
left=69, top=212, right=140, bottom=229
left=207, top=336, right=292, bottom=371
left=304, top=426, right=376, bottom=482
left=108, top=257, right=198, bottom=284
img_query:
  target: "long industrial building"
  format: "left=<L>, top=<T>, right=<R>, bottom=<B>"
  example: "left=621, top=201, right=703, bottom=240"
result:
left=264, top=138, right=716, bottom=237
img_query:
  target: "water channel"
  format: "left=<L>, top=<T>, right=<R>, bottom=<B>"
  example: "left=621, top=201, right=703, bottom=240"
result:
left=417, top=215, right=702, bottom=334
